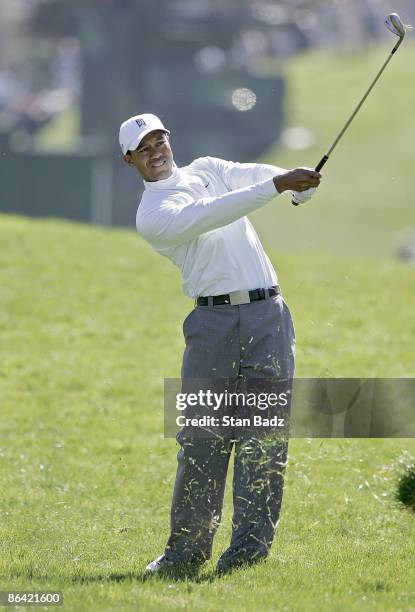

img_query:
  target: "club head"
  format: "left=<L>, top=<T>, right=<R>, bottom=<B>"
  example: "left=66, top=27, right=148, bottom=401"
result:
left=384, top=13, right=406, bottom=39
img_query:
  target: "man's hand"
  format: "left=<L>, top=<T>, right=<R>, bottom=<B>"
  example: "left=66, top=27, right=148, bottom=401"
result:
left=273, top=168, right=321, bottom=194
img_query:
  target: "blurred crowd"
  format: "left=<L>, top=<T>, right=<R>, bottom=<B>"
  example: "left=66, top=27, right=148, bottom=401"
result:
left=0, top=37, right=80, bottom=137
left=0, top=0, right=81, bottom=141
left=1, top=0, right=414, bottom=146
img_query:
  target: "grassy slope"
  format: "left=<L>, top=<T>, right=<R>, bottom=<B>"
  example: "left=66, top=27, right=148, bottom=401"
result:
left=1, top=36, right=415, bottom=612
left=0, top=215, right=414, bottom=611
left=254, top=42, right=415, bottom=258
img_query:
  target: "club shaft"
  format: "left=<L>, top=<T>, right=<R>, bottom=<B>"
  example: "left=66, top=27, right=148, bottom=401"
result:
left=315, top=36, right=404, bottom=172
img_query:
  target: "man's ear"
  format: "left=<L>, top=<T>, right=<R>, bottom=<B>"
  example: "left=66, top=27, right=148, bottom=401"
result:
left=123, top=153, right=134, bottom=166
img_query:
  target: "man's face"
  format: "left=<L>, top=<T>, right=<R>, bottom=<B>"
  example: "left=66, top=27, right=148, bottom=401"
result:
left=123, top=130, right=173, bottom=181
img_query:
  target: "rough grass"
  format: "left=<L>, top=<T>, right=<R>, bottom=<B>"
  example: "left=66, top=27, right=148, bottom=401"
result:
left=0, top=215, right=414, bottom=611
left=2, top=37, right=415, bottom=612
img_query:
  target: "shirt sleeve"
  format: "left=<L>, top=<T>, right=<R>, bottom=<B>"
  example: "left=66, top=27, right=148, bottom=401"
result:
left=137, top=178, right=278, bottom=249
left=203, top=156, right=287, bottom=191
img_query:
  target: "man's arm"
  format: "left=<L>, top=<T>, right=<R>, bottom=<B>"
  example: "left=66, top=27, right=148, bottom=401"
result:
left=198, top=157, right=286, bottom=191
left=137, top=165, right=320, bottom=249
left=198, top=157, right=321, bottom=201
left=137, top=178, right=279, bottom=249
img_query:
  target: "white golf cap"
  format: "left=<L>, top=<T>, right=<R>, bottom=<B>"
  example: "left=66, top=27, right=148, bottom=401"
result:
left=119, top=113, right=170, bottom=155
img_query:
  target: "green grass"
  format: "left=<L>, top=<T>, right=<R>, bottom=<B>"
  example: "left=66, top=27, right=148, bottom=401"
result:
left=255, top=42, right=415, bottom=258
left=35, top=110, right=81, bottom=153
left=2, top=39, right=415, bottom=612
left=0, top=215, right=414, bottom=611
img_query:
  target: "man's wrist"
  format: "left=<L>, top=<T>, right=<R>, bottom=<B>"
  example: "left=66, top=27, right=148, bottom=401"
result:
left=273, top=175, right=287, bottom=194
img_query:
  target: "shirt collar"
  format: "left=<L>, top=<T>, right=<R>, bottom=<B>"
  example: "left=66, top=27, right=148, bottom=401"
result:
left=143, top=162, right=180, bottom=190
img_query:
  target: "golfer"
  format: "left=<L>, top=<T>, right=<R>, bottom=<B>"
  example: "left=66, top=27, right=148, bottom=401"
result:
left=119, top=113, right=321, bottom=574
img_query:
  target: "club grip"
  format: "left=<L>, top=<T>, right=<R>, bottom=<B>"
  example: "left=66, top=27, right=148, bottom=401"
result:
left=292, top=154, right=329, bottom=206
left=315, top=155, right=329, bottom=172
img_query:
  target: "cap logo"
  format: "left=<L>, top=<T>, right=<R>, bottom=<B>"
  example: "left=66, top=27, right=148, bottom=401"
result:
left=136, top=118, right=146, bottom=128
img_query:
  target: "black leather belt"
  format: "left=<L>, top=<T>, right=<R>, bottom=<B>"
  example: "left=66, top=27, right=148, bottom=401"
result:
left=197, top=285, right=280, bottom=307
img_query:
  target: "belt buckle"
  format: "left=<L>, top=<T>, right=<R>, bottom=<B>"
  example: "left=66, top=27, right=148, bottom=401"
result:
left=229, top=290, right=251, bottom=306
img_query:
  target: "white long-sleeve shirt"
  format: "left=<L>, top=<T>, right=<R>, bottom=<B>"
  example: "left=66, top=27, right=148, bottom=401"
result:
left=136, top=156, right=286, bottom=298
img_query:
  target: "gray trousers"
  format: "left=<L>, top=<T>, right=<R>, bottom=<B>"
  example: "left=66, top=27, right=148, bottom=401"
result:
left=165, top=292, right=295, bottom=564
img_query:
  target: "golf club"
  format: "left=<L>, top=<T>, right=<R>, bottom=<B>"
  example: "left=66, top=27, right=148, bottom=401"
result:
left=292, top=13, right=407, bottom=206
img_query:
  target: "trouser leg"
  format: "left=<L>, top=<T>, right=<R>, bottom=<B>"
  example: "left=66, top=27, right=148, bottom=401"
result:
left=165, top=434, right=233, bottom=562
left=225, top=435, right=288, bottom=563
left=164, top=305, right=239, bottom=562
left=219, top=294, right=295, bottom=566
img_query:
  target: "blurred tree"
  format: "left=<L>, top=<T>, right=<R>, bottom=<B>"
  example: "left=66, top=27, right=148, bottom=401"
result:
left=29, top=0, right=138, bottom=148
left=30, top=0, right=78, bottom=38
left=26, top=0, right=311, bottom=153
left=76, top=0, right=139, bottom=148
